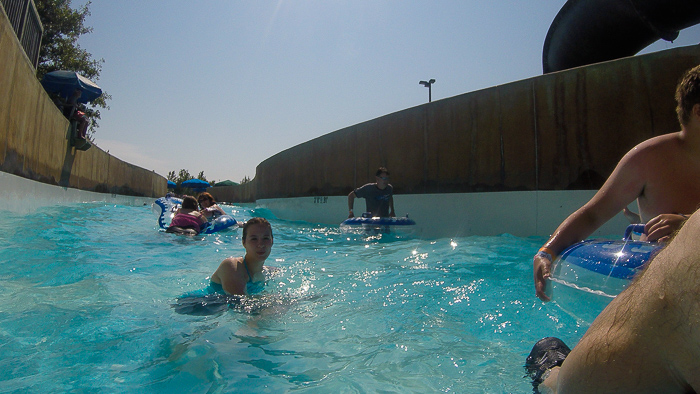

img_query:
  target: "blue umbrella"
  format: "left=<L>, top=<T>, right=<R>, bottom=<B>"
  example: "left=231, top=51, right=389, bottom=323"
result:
left=167, top=180, right=176, bottom=188
left=181, top=179, right=211, bottom=189
left=41, top=70, right=103, bottom=103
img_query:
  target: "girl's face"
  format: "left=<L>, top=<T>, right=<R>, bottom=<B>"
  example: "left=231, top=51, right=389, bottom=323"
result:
left=242, top=224, right=273, bottom=262
left=198, top=197, right=212, bottom=208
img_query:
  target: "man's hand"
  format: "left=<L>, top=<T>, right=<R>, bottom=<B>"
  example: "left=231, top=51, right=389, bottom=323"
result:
left=534, top=254, right=552, bottom=302
left=644, top=214, right=688, bottom=242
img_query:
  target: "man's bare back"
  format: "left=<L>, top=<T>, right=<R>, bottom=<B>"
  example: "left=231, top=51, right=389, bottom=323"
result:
left=626, top=132, right=700, bottom=221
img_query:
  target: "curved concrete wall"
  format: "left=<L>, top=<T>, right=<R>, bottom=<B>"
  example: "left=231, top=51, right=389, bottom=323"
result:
left=253, top=45, right=699, bottom=200
left=0, top=7, right=166, bottom=198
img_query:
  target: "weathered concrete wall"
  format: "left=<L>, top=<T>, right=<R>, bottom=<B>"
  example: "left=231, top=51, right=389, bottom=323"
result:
left=0, top=7, right=166, bottom=197
left=209, top=181, right=256, bottom=204
left=246, top=44, right=699, bottom=201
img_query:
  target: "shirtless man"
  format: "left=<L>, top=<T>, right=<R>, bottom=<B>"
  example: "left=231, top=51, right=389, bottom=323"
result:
left=211, top=217, right=273, bottom=295
left=534, top=64, right=700, bottom=301
left=533, top=209, right=700, bottom=393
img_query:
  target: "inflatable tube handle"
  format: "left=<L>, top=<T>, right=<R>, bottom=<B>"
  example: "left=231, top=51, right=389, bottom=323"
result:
left=624, top=224, right=645, bottom=240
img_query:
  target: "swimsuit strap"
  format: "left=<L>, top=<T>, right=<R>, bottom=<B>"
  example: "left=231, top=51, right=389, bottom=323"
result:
left=242, top=258, right=253, bottom=283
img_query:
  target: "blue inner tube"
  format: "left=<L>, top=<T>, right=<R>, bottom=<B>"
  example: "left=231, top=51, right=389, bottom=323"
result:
left=200, top=215, right=237, bottom=234
left=557, top=238, right=661, bottom=280
left=152, top=197, right=237, bottom=234
left=341, top=216, right=416, bottom=227
left=550, top=224, right=663, bottom=299
left=152, top=196, right=182, bottom=229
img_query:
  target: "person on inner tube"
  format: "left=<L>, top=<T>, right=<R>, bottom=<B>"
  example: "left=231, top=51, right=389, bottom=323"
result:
left=166, top=196, right=208, bottom=235
left=534, top=64, right=700, bottom=301
left=348, top=167, right=396, bottom=218
left=197, top=192, right=227, bottom=221
left=528, top=209, right=700, bottom=393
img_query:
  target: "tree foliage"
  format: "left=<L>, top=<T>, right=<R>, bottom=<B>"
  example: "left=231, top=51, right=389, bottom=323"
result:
left=167, top=169, right=209, bottom=185
left=35, top=0, right=110, bottom=137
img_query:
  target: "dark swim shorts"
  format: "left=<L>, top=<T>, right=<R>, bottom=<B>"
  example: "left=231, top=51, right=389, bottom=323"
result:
left=525, top=337, right=571, bottom=391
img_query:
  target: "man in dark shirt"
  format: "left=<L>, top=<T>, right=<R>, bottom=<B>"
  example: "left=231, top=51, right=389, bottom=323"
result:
left=348, top=167, right=395, bottom=218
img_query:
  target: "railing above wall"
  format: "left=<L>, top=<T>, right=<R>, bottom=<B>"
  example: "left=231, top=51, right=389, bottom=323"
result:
left=0, top=0, right=42, bottom=68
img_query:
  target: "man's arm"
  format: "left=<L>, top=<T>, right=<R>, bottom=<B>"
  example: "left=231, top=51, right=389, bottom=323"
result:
left=347, top=191, right=356, bottom=218
left=389, top=195, right=395, bottom=217
left=534, top=148, right=648, bottom=300
left=552, top=211, right=700, bottom=392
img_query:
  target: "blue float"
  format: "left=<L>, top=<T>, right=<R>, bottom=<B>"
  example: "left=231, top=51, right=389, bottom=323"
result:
left=340, top=213, right=416, bottom=235
left=152, top=196, right=237, bottom=234
left=548, top=224, right=663, bottom=322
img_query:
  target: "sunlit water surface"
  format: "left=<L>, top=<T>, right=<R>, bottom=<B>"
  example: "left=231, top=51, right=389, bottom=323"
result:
left=0, top=202, right=600, bottom=392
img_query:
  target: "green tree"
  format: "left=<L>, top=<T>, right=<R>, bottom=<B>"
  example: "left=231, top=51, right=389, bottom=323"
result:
left=177, top=169, right=193, bottom=184
left=167, top=169, right=209, bottom=192
left=36, top=0, right=110, bottom=137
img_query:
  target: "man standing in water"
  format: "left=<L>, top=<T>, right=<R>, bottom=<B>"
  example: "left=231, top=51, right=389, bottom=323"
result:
left=534, top=64, right=700, bottom=301
left=348, top=167, right=396, bottom=218
left=530, top=210, right=700, bottom=393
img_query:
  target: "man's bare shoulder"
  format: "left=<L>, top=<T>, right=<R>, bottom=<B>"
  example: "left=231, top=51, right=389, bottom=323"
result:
left=632, top=132, right=682, bottom=152
left=618, top=132, right=683, bottom=171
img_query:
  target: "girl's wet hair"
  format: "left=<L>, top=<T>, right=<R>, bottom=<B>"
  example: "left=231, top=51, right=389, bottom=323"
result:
left=243, top=217, right=273, bottom=240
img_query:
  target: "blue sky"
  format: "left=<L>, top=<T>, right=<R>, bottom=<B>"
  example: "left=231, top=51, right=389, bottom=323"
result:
left=77, top=1, right=700, bottom=184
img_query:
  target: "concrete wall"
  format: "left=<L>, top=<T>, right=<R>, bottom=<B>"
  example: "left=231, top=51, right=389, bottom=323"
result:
left=253, top=45, right=699, bottom=200
left=226, top=44, right=700, bottom=237
left=209, top=182, right=256, bottom=204
left=0, top=171, right=155, bottom=213
left=0, top=6, right=166, bottom=198
left=256, top=190, right=633, bottom=239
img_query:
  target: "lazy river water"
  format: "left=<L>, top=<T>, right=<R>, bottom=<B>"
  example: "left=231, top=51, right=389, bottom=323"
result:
left=0, top=201, right=604, bottom=392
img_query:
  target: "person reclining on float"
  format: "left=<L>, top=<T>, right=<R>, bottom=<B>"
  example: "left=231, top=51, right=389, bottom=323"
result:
left=166, top=196, right=208, bottom=235
left=528, top=208, right=700, bottom=393
left=534, top=64, right=700, bottom=301
left=347, top=167, right=396, bottom=218
left=197, top=192, right=227, bottom=221
left=210, top=218, right=273, bottom=295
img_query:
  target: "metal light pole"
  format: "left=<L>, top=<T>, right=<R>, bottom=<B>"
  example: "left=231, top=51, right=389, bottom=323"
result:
left=419, top=79, right=435, bottom=102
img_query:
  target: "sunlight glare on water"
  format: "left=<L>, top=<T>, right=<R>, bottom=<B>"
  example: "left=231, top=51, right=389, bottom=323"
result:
left=0, top=202, right=595, bottom=392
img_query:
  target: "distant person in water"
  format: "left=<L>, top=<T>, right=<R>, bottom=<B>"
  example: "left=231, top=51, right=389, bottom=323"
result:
left=197, top=192, right=227, bottom=221
left=528, top=209, right=700, bottom=393
left=210, top=218, right=273, bottom=295
left=348, top=167, right=396, bottom=218
left=534, top=64, right=700, bottom=301
left=166, top=196, right=208, bottom=235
